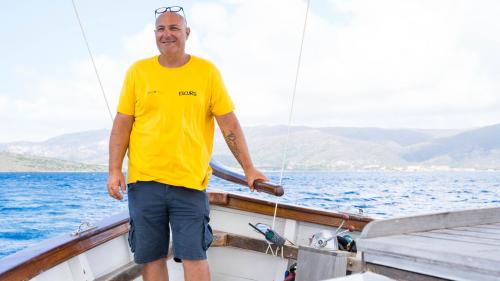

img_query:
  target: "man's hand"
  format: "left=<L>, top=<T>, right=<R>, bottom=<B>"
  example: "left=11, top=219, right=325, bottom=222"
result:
left=244, top=167, right=268, bottom=192
left=107, top=170, right=127, bottom=200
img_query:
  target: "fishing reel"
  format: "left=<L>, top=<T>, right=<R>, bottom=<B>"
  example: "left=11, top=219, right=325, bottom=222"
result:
left=249, top=222, right=292, bottom=257
left=310, top=230, right=338, bottom=249
left=309, top=213, right=357, bottom=252
left=249, top=222, right=286, bottom=247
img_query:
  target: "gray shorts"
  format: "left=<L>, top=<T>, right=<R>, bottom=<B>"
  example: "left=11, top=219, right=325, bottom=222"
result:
left=127, top=181, right=213, bottom=264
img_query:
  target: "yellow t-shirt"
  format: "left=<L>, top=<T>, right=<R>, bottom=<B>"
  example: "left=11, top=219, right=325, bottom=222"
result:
left=117, top=55, right=234, bottom=190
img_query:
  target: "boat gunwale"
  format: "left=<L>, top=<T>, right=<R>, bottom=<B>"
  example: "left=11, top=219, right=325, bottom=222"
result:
left=0, top=212, right=130, bottom=281
left=0, top=191, right=372, bottom=281
left=209, top=191, right=372, bottom=230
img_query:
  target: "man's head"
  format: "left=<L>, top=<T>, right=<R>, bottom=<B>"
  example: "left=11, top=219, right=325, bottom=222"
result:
left=154, top=10, right=190, bottom=57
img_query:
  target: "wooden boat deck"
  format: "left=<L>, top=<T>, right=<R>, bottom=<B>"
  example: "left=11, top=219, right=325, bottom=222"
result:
left=357, top=207, right=500, bottom=281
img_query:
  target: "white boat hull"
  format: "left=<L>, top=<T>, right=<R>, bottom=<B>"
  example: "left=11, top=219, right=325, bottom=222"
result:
left=10, top=192, right=368, bottom=281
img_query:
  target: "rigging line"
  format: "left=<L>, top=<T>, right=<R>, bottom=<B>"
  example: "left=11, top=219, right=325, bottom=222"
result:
left=272, top=0, right=311, bottom=230
left=71, top=0, right=114, bottom=123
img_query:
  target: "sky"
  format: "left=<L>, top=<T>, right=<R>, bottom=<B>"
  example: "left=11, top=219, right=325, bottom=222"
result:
left=1, top=0, right=500, bottom=142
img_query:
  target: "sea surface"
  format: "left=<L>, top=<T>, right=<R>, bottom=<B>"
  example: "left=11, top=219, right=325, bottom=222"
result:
left=1, top=171, right=500, bottom=259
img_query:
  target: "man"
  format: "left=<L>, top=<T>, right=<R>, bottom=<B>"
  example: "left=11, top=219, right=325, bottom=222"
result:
left=107, top=6, right=267, bottom=281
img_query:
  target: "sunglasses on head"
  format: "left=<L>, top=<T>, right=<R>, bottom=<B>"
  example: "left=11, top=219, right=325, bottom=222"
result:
left=154, top=6, right=187, bottom=25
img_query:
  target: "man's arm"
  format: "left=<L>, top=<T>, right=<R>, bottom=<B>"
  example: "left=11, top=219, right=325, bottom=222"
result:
left=215, top=112, right=268, bottom=190
left=107, top=113, right=134, bottom=200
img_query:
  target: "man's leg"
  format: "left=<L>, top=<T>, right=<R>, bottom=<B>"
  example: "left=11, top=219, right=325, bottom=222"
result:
left=167, top=185, right=213, bottom=281
left=142, top=258, right=169, bottom=281
left=128, top=182, right=170, bottom=280
left=183, top=259, right=210, bottom=281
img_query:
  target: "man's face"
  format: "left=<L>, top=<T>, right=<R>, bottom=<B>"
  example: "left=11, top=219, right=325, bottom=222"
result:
left=155, top=12, right=190, bottom=56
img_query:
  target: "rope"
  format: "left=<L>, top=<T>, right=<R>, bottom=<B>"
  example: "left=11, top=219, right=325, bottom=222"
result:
left=272, top=0, right=311, bottom=230
left=71, top=0, right=114, bottom=122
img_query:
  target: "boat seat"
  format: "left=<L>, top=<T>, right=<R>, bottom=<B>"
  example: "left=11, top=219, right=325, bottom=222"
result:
left=357, top=207, right=500, bottom=281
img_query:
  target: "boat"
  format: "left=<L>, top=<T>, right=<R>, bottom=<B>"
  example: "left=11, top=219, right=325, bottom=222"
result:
left=0, top=2, right=375, bottom=280
left=4, top=2, right=499, bottom=280
left=0, top=162, right=373, bottom=281
left=3, top=164, right=500, bottom=281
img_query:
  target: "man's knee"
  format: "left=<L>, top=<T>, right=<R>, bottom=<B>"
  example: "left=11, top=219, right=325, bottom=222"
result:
left=182, top=259, right=210, bottom=281
left=142, top=258, right=167, bottom=272
left=182, top=259, right=210, bottom=272
left=142, top=258, right=168, bottom=281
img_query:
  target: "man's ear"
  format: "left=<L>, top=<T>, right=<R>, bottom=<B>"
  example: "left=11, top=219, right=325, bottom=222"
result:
left=186, top=27, right=191, bottom=39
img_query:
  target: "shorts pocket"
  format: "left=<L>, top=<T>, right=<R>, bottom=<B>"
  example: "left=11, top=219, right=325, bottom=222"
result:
left=128, top=219, right=136, bottom=253
left=202, top=216, right=213, bottom=251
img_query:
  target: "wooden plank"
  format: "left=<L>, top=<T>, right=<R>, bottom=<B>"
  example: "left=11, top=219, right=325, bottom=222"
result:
left=358, top=234, right=500, bottom=268
left=362, top=250, right=500, bottom=281
left=360, top=207, right=500, bottom=238
left=431, top=229, right=500, bottom=240
left=408, top=232, right=500, bottom=247
left=478, top=224, right=500, bottom=230
left=454, top=225, right=500, bottom=234
left=359, top=209, right=500, bottom=280
left=366, top=264, right=447, bottom=281
left=211, top=231, right=228, bottom=247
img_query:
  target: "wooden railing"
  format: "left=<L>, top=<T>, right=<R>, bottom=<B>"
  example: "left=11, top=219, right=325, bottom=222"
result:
left=0, top=212, right=130, bottom=281
left=209, top=160, right=284, bottom=196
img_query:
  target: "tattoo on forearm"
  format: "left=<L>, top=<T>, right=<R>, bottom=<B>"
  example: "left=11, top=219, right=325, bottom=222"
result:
left=224, top=130, right=243, bottom=165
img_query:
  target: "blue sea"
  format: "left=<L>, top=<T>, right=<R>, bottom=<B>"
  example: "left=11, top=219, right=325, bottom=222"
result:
left=1, top=171, right=500, bottom=259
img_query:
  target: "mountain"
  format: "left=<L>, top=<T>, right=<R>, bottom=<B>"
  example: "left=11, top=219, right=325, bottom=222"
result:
left=402, top=124, right=500, bottom=169
left=0, top=151, right=105, bottom=172
left=1, top=124, right=499, bottom=171
left=212, top=126, right=465, bottom=170
left=0, top=129, right=109, bottom=165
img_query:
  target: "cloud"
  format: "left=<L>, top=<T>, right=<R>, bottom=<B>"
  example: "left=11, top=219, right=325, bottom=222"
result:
left=188, top=0, right=500, bottom=128
left=123, top=23, right=157, bottom=59
left=0, top=25, right=154, bottom=142
left=2, top=0, right=500, bottom=142
left=0, top=56, right=123, bottom=142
